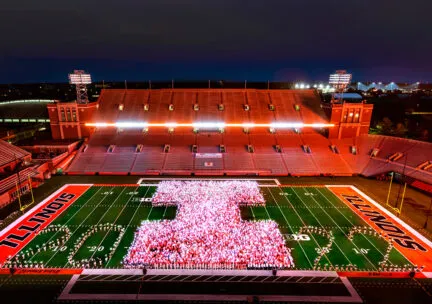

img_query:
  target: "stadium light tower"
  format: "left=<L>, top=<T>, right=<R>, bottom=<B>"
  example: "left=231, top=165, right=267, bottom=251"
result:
left=329, top=70, right=351, bottom=92
left=69, top=70, right=92, bottom=104
left=329, top=70, right=352, bottom=102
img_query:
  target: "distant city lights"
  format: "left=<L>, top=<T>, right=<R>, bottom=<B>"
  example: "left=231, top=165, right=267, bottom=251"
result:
left=295, top=82, right=334, bottom=92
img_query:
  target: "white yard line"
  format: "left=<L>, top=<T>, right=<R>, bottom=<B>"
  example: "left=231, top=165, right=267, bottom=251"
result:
left=263, top=205, right=272, bottom=219
left=291, top=187, right=355, bottom=268
left=43, top=186, right=117, bottom=266
left=0, top=184, right=90, bottom=237
left=42, top=186, right=115, bottom=265
left=326, top=185, right=427, bottom=268
left=315, top=187, right=394, bottom=266
left=275, top=187, right=336, bottom=268
left=87, top=186, right=140, bottom=263
left=58, top=187, right=129, bottom=268
left=27, top=186, right=104, bottom=263
left=250, top=206, right=256, bottom=220
left=105, top=186, right=152, bottom=266
left=266, top=188, right=314, bottom=268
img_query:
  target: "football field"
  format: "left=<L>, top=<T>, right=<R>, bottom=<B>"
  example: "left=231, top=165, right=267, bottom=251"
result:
left=1, top=179, right=432, bottom=275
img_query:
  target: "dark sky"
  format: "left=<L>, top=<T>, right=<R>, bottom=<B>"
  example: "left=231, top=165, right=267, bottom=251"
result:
left=1, top=0, right=431, bottom=83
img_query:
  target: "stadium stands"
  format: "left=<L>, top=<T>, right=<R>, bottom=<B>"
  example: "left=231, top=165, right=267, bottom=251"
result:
left=65, top=89, right=432, bottom=184
left=0, top=140, right=31, bottom=167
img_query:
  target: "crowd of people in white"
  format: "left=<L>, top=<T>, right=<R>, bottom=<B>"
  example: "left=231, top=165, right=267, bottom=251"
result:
left=124, top=181, right=293, bottom=269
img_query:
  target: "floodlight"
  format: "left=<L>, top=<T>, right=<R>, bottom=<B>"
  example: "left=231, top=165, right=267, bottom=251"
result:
left=68, top=70, right=92, bottom=104
left=69, top=72, right=92, bottom=84
left=329, top=70, right=352, bottom=93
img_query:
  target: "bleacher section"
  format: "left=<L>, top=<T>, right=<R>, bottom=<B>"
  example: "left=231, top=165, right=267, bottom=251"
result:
left=0, top=140, right=31, bottom=167
left=69, top=131, right=432, bottom=183
left=66, top=89, right=432, bottom=184
left=0, top=166, right=35, bottom=195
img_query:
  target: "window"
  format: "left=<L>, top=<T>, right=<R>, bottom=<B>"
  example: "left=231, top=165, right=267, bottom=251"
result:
left=353, top=110, right=360, bottom=123
left=67, top=108, right=72, bottom=121
left=72, top=109, right=77, bottom=121
left=60, top=108, right=66, bottom=121
left=342, top=111, right=348, bottom=123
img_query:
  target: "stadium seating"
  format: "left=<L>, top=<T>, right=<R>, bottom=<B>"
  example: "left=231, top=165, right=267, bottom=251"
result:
left=131, top=152, right=165, bottom=174
left=0, top=140, right=31, bottom=167
left=65, top=89, right=432, bottom=184
left=101, top=153, right=135, bottom=174
left=224, top=153, right=256, bottom=173
left=253, top=153, right=288, bottom=175
left=271, top=91, right=302, bottom=121
left=302, top=134, right=352, bottom=175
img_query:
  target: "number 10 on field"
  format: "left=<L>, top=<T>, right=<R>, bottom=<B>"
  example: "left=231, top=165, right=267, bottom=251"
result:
left=353, top=248, right=370, bottom=254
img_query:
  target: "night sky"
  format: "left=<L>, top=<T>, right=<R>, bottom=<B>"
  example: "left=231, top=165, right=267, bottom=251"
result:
left=1, top=0, right=431, bottom=83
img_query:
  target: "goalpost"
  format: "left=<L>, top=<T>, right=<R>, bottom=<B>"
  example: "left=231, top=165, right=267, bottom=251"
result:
left=386, top=172, right=407, bottom=217
left=15, top=175, right=35, bottom=212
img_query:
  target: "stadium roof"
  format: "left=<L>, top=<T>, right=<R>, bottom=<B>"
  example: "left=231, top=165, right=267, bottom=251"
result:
left=334, top=93, right=362, bottom=100
left=0, top=100, right=50, bottom=121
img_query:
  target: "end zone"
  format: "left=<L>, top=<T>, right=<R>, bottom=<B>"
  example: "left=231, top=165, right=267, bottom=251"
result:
left=327, top=185, right=432, bottom=276
left=0, top=184, right=91, bottom=265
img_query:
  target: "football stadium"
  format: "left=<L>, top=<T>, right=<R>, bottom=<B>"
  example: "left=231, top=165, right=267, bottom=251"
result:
left=1, top=82, right=432, bottom=303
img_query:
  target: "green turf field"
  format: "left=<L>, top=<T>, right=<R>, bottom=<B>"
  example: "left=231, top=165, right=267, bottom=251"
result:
left=6, top=184, right=412, bottom=271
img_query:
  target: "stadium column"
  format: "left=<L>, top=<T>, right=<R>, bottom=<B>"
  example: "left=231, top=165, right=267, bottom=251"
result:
left=57, top=105, right=65, bottom=139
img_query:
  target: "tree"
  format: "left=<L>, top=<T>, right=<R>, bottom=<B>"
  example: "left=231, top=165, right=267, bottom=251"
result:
left=394, top=122, right=408, bottom=136
left=376, top=117, right=393, bottom=135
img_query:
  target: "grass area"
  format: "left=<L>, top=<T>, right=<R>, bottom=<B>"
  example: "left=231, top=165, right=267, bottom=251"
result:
left=7, top=184, right=412, bottom=271
left=240, top=187, right=411, bottom=271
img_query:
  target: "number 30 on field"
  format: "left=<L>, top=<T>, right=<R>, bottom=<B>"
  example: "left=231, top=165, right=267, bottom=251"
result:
left=286, top=234, right=310, bottom=241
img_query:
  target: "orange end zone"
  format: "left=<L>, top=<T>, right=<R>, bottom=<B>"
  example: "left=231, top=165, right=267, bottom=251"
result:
left=0, top=184, right=91, bottom=266
left=328, top=186, right=432, bottom=271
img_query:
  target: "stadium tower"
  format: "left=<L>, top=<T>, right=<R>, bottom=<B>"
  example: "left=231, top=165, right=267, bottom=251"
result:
left=322, top=70, right=373, bottom=139
left=47, top=71, right=98, bottom=139
left=68, top=70, right=92, bottom=104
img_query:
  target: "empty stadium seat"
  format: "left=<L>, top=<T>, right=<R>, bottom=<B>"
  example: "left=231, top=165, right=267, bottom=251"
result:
left=65, top=88, right=432, bottom=183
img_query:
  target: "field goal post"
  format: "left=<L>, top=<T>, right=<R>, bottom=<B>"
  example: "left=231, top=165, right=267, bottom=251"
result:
left=386, top=172, right=407, bottom=217
left=16, top=175, right=35, bottom=212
